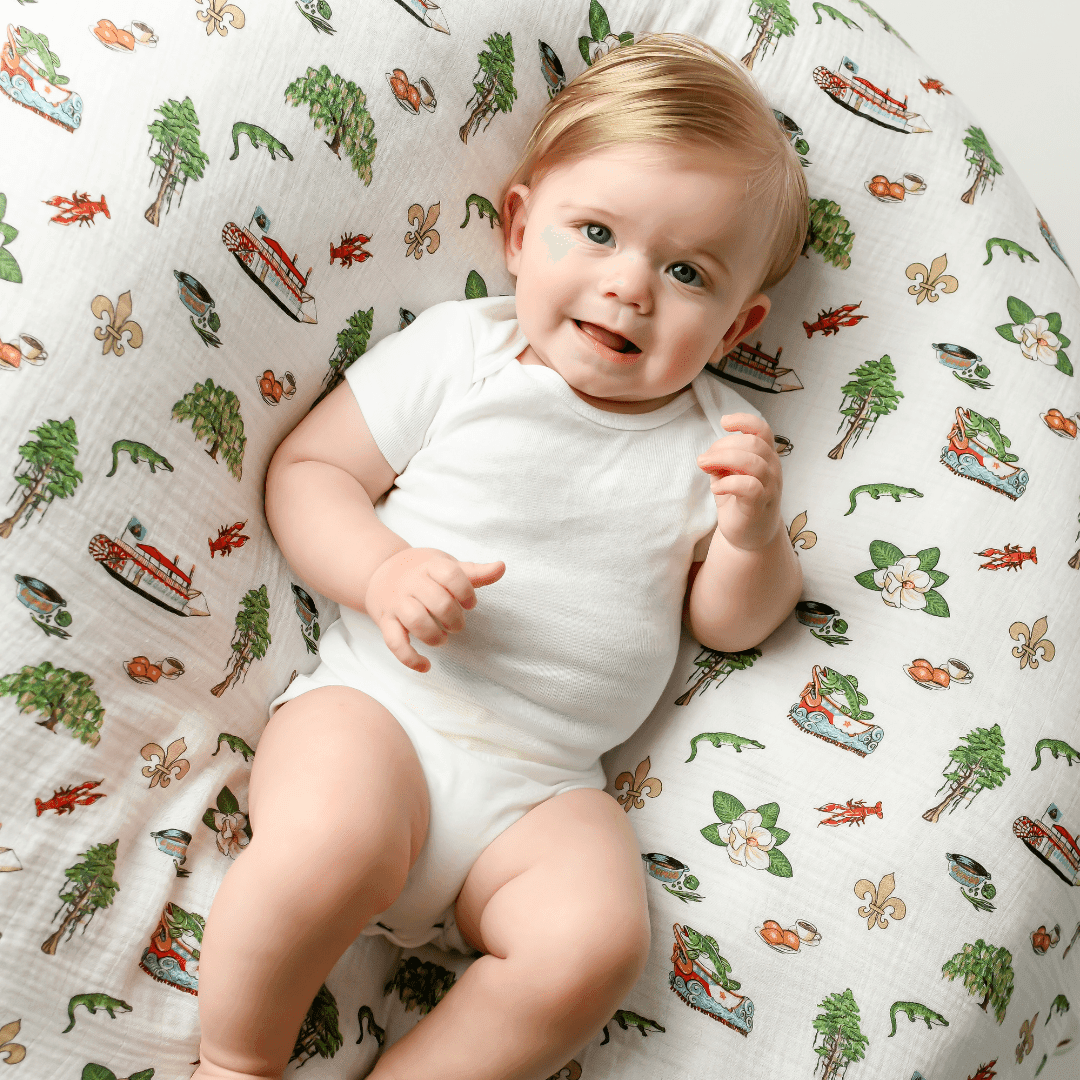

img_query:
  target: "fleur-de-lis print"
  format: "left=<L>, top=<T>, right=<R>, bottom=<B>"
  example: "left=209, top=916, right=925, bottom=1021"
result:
left=196, top=0, right=246, bottom=36
left=613, top=755, right=662, bottom=812
left=905, top=253, right=959, bottom=305
left=1009, top=616, right=1055, bottom=670
left=1016, top=1013, right=1038, bottom=1063
left=854, top=871, right=907, bottom=929
left=788, top=510, right=817, bottom=551
left=0, top=1019, right=26, bottom=1064
left=92, top=291, right=143, bottom=356
left=141, top=737, right=191, bottom=788
left=405, top=202, right=441, bottom=259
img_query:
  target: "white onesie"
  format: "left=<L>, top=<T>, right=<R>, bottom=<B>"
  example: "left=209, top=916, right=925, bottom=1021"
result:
left=269, top=294, right=761, bottom=949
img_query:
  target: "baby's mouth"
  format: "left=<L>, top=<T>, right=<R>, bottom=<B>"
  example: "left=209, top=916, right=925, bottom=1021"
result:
left=575, top=320, right=641, bottom=354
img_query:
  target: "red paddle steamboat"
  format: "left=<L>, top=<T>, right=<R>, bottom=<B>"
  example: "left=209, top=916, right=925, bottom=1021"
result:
left=813, top=56, right=931, bottom=135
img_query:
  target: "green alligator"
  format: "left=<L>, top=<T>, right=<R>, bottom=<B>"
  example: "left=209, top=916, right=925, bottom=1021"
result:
left=355, top=1004, right=386, bottom=1046
left=62, top=992, right=132, bottom=1033
left=106, top=439, right=173, bottom=476
left=212, top=732, right=256, bottom=761
left=960, top=409, right=1018, bottom=462
left=230, top=121, right=294, bottom=161
left=983, top=237, right=1039, bottom=265
left=600, top=1008, right=666, bottom=1044
left=1045, top=994, right=1069, bottom=1023
left=845, top=483, right=923, bottom=515
left=819, top=667, right=874, bottom=722
left=686, top=731, right=765, bottom=762
left=1032, top=738, right=1080, bottom=771
left=888, top=1000, right=949, bottom=1036
left=460, top=193, right=501, bottom=229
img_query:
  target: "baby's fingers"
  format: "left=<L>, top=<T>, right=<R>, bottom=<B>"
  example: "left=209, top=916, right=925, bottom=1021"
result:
left=377, top=614, right=430, bottom=672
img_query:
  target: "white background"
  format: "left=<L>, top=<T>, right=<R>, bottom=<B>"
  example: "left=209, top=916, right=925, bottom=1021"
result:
left=871, top=0, right=1079, bottom=268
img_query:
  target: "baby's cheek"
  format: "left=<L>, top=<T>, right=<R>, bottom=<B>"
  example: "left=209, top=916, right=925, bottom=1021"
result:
left=540, top=224, right=575, bottom=263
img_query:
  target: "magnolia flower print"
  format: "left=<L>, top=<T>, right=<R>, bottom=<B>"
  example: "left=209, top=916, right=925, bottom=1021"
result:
left=874, top=555, right=932, bottom=611
left=996, top=295, right=1073, bottom=376
left=856, top=541, right=951, bottom=617
left=726, top=810, right=776, bottom=870
left=213, top=810, right=250, bottom=857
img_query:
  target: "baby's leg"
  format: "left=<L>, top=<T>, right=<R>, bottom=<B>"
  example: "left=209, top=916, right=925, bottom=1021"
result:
left=369, top=787, right=651, bottom=1080
left=193, top=685, right=430, bottom=1080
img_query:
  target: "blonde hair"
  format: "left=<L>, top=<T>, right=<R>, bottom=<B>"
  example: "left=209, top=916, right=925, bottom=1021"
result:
left=499, top=32, right=809, bottom=294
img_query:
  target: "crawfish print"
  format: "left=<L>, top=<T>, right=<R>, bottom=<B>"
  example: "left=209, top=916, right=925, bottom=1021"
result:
left=208, top=521, right=249, bottom=558
left=976, top=543, right=1036, bottom=571
left=816, top=799, right=883, bottom=827
left=44, top=191, right=110, bottom=226
left=35, top=779, right=106, bottom=816
left=329, top=231, right=373, bottom=267
left=802, top=301, right=868, bottom=338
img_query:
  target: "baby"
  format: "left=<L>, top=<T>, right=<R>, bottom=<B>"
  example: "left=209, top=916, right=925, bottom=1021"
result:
left=193, top=32, right=807, bottom=1080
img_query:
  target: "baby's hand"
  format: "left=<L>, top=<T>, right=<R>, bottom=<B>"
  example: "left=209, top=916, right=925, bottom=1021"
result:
left=364, top=548, right=505, bottom=672
left=697, top=413, right=783, bottom=553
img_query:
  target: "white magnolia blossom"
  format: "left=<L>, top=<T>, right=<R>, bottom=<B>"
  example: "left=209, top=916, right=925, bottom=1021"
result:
left=1013, top=316, right=1062, bottom=365
left=873, top=556, right=932, bottom=610
left=589, top=33, right=623, bottom=64
left=213, top=810, right=250, bottom=858
left=727, top=810, right=775, bottom=870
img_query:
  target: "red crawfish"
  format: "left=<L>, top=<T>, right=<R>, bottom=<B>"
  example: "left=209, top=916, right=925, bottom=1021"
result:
left=802, top=302, right=868, bottom=338
left=44, top=191, right=110, bottom=227
left=208, top=521, right=250, bottom=559
left=330, top=231, right=373, bottom=268
left=919, top=76, right=951, bottom=96
left=975, top=543, right=1036, bottom=571
left=35, top=780, right=107, bottom=816
left=816, top=799, right=883, bottom=828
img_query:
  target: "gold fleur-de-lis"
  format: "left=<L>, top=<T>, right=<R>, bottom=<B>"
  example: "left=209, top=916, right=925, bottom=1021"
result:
left=1009, top=616, right=1055, bottom=670
left=141, top=737, right=191, bottom=788
left=405, top=202, right=441, bottom=259
left=196, top=0, right=246, bottom=36
left=1016, top=1013, right=1038, bottom=1063
left=788, top=510, right=817, bottom=551
left=905, top=253, right=959, bottom=305
left=854, top=872, right=907, bottom=929
left=92, top=291, right=144, bottom=357
left=613, top=756, right=662, bottom=812
left=0, top=1019, right=25, bottom=1064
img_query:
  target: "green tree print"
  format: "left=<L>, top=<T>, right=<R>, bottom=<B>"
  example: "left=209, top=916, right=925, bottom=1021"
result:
left=210, top=585, right=271, bottom=696
left=805, top=198, right=855, bottom=270
left=676, top=646, right=760, bottom=705
left=0, top=417, right=82, bottom=538
left=828, top=355, right=903, bottom=460
left=290, top=983, right=343, bottom=1067
left=285, top=65, right=376, bottom=182
left=741, top=0, right=799, bottom=69
left=0, top=192, right=22, bottom=284
left=172, top=378, right=246, bottom=480
left=144, top=97, right=209, bottom=227
left=312, top=305, right=372, bottom=409
left=0, top=661, right=105, bottom=745
left=41, top=839, right=120, bottom=955
left=942, top=939, right=1015, bottom=1024
left=812, top=988, right=869, bottom=1080
left=459, top=31, right=517, bottom=144
left=923, top=724, right=1010, bottom=823
left=384, top=955, right=456, bottom=1015
left=960, top=126, right=1004, bottom=206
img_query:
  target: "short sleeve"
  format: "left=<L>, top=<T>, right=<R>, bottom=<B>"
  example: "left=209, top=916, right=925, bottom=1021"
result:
left=690, top=369, right=765, bottom=439
left=344, top=300, right=475, bottom=475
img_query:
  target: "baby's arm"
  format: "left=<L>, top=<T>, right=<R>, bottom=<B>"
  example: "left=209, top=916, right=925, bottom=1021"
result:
left=685, top=413, right=803, bottom=652
left=265, top=382, right=503, bottom=670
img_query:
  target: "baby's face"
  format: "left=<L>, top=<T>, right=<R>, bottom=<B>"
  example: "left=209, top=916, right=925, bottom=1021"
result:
left=504, top=142, right=773, bottom=413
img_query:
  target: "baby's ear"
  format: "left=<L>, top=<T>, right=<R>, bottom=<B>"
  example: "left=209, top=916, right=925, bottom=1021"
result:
left=502, top=184, right=531, bottom=273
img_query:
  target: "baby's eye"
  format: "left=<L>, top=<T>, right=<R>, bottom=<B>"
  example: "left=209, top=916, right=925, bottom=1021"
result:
left=581, top=223, right=614, bottom=246
left=669, top=263, right=703, bottom=287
